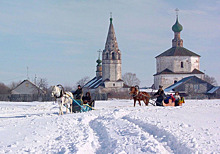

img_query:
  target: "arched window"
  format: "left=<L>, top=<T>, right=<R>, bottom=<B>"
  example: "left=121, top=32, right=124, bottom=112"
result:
left=181, top=62, right=184, bottom=68
left=106, top=53, right=109, bottom=59
left=174, top=80, right=177, bottom=84
left=112, top=53, right=115, bottom=60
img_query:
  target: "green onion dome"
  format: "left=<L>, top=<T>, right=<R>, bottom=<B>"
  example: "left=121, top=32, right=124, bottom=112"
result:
left=172, top=18, right=183, bottom=32
left=96, top=59, right=102, bottom=66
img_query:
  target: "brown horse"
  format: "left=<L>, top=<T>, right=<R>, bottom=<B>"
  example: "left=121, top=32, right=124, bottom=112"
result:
left=129, top=86, right=150, bottom=107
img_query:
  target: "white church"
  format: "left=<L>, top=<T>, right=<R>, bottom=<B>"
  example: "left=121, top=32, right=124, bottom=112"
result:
left=154, top=13, right=204, bottom=89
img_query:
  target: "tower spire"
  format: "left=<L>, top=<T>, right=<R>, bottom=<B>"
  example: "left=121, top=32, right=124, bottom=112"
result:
left=102, top=16, right=122, bottom=82
left=104, top=13, right=119, bottom=53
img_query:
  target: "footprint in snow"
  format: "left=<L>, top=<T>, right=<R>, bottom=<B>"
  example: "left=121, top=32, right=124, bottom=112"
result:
left=55, top=136, right=63, bottom=141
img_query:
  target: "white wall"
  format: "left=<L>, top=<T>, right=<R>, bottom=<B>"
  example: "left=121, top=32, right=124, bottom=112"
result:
left=104, top=81, right=124, bottom=88
left=156, top=56, right=200, bottom=73
left=102, top=59, right=122, bottom=81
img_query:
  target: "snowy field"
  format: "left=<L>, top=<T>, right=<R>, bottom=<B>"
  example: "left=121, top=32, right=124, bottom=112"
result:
left=0, top=99, right=220, bottom=154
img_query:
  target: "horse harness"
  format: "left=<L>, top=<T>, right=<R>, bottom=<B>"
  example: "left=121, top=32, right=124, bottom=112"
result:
left=54, top=89, right=64, bottom=99
left=133, top=90, right=150, bottom=99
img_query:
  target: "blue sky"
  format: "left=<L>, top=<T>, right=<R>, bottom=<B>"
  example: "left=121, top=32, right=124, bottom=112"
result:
left=0, top=0, right=219, bottom=87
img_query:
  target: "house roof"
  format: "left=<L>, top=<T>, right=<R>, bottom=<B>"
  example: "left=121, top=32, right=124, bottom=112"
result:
left=156, top=47, right=200, bottom=58
left=83, top=76, right=128, bottom=89
left=207, top=86, right=220, bottom=94
left=164, top=76, right=193, bottom=92
left=154, top=69, right=204, bottom=76
left=11, top=80, right=45, bottom=93
left=164, top=76, right=214, bottom=93
left=83, top=77, right=104, bottom=89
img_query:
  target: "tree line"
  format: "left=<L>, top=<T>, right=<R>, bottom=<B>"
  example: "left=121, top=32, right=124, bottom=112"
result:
left=0, top=73, right=217, bottom=94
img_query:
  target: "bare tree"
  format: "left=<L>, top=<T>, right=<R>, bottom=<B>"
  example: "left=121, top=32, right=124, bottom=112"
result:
left=37, top=78, right=48, bottom=93
left=122, top=72, right=140, bottom=86
left=64, top=85, right=73, bottom=91
left=76, top=76, right=90, bottom=87
left=8, top=80, right=21, bottom=90
left=0, top=83, right=11, bottom=94
left=203, top=74, right=218, bottom=86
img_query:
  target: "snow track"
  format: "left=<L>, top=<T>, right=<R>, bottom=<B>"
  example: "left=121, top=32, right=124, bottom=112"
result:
left=0, top=100, right=220, bottom=153
left=90, top=111, right=170, bottom=154
left=122, top=116, right=193, bottom=154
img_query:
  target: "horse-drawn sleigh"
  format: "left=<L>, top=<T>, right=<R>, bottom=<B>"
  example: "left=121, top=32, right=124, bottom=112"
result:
left=51, top=85, right=94, bottom=115
left=129, top=86, right=185, bottom=107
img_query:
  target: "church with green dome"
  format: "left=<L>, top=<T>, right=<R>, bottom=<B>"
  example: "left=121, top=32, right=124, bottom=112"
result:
left=154, top=11, right=204, bottom=89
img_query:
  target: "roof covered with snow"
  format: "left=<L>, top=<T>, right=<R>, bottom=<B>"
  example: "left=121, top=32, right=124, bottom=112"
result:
left=154, top=69, right=204, bottom=76
left=83, top=77, right=104, bottom=89
left=164, top=76, right=193, bottom=92
left=207, top=86, right=220, bottom=94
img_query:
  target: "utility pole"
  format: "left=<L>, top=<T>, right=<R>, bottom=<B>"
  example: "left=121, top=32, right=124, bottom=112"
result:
left=27, top=66, right=29, bottom=80
left=34, top=74, right=37, bottom=85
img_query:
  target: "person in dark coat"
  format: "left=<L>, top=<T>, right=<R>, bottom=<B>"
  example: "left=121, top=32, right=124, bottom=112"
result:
left=82, top=92, right=95, bottom=107
left=154, top=85, right=165, bottom=106
left=174, top=91, right=181, bottom=106
left=72, top=85, right=83, bottom=100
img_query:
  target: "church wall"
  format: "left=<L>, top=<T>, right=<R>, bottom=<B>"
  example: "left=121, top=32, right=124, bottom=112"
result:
left=156, top=57, right=173, bottom=73
left=104, top=81, right=123, bottom=88
left=156, top=56, right=200, bottom=73
left=102, top=62, right=110, bottom=81
left=190, top=57, right=200, bottom=71
left=103, top=59, right=121, bottom=81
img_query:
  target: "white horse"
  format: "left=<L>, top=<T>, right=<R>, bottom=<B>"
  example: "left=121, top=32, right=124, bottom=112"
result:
left=51, top=85, right=73, bottom=115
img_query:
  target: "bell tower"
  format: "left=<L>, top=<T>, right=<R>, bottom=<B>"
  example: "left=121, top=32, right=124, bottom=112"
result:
left=102, top=15, right=122, bottom=82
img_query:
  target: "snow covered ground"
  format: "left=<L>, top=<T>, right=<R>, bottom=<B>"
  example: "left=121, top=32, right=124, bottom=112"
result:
left=0, top=99, right=220, bottom=154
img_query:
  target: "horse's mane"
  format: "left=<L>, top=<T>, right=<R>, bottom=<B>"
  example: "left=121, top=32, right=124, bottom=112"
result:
left=57, top=84, right=65, bottom=94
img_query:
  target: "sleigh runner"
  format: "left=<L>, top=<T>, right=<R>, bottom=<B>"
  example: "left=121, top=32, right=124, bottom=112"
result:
left=71, top=99, right=94, bottom=113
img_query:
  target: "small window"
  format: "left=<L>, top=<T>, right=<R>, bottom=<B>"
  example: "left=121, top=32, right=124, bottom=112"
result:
left=113, top=83, right=115, bottom=86
left=112, top=53, right=115, bottom=60
left=106, top=53, right=109, bottom=59
left=174, top=80, right=177, bottom=84
left=194, top=84, right=199, bottom=91
left=181, top=62, right=184, bottom=68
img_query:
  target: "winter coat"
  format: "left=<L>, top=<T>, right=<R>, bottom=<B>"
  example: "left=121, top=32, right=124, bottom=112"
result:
left=154, top=89, right=165, bottom=106
left=72, top=88, right=83, bottom=99
left=174, top=94, right=180, bottom=106
left=82, top=95, right=91, bottom=104
left=174, top=94, right=180, bottom=101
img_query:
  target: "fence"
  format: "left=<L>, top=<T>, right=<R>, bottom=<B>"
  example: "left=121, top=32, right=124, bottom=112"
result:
left=0, top=94, right=54, bottom=102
